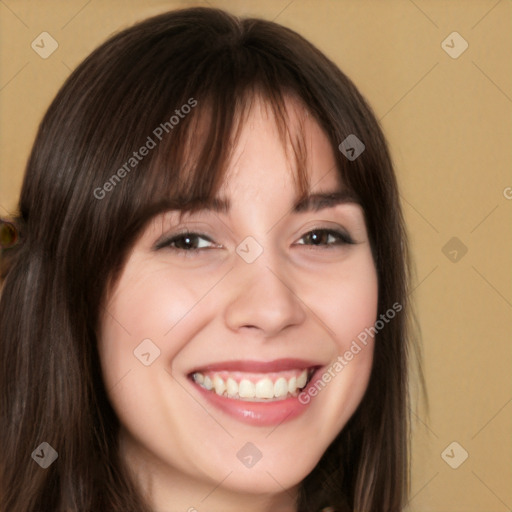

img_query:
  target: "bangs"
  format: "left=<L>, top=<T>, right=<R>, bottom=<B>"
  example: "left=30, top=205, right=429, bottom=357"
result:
left=130, top=86, right=319, bottom=230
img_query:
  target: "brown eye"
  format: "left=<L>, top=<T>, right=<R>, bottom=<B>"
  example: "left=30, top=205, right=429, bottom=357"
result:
left=155, top=231, right=216, bottom=252
left=296, top=229, right=354, bottom=247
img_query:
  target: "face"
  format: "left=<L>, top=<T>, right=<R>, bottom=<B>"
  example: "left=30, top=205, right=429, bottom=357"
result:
left=97, top=96, right=378, bottom=512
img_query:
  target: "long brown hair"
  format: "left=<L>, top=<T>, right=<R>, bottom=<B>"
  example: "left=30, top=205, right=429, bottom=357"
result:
left=0, top=7, right=422, bottom=511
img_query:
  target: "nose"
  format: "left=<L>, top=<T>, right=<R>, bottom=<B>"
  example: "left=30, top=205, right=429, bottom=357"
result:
left=223, top=248, right=307, bottom=338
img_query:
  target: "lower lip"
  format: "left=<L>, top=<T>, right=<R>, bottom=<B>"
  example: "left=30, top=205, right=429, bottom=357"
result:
left=189, top=368, right=321, bottom=426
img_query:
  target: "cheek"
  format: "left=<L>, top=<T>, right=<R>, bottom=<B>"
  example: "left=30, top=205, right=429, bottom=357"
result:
left=300, top=249, right=379, bottom=347
left=296, top=250, right=378, bottom=433
left=97, top=262, right=221, bottom=389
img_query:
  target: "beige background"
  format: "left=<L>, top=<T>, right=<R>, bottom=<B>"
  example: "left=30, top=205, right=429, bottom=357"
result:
left=1, top=1, right=511, bottom=510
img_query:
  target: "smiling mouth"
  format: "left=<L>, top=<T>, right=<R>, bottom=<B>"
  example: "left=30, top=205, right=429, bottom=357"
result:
left=189, top=367, right=317, bottom=402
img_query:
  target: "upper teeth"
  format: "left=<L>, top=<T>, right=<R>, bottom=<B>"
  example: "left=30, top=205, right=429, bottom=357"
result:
left=192, top=369, right=310, bottom=400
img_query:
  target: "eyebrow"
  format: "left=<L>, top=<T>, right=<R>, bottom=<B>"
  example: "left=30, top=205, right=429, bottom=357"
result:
left=186, top=190, right=359, bottom=215
left=293, top=190, right=359, bottom=212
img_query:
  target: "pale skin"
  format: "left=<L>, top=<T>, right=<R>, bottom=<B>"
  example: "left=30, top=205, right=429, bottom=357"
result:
left=97, top=95, right=378, bottom=512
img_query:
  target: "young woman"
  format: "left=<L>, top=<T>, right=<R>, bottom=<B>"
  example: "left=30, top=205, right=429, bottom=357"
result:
left=0, top=7, right=421, bottom=512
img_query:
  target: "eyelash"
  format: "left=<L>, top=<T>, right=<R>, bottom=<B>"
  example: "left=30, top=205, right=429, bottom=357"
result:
left=155, top=228, right=355, bottom=255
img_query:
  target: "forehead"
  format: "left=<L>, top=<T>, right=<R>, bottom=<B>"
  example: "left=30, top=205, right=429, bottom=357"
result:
left=172, top=97, right=354, bottom=222
left=219, top=94, right=342, bottom=195
left=138, top=90, right=357, bottom=228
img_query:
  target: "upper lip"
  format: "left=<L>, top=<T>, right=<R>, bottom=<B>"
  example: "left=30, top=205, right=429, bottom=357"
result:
left=188, top=358, right=323, bottom=374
